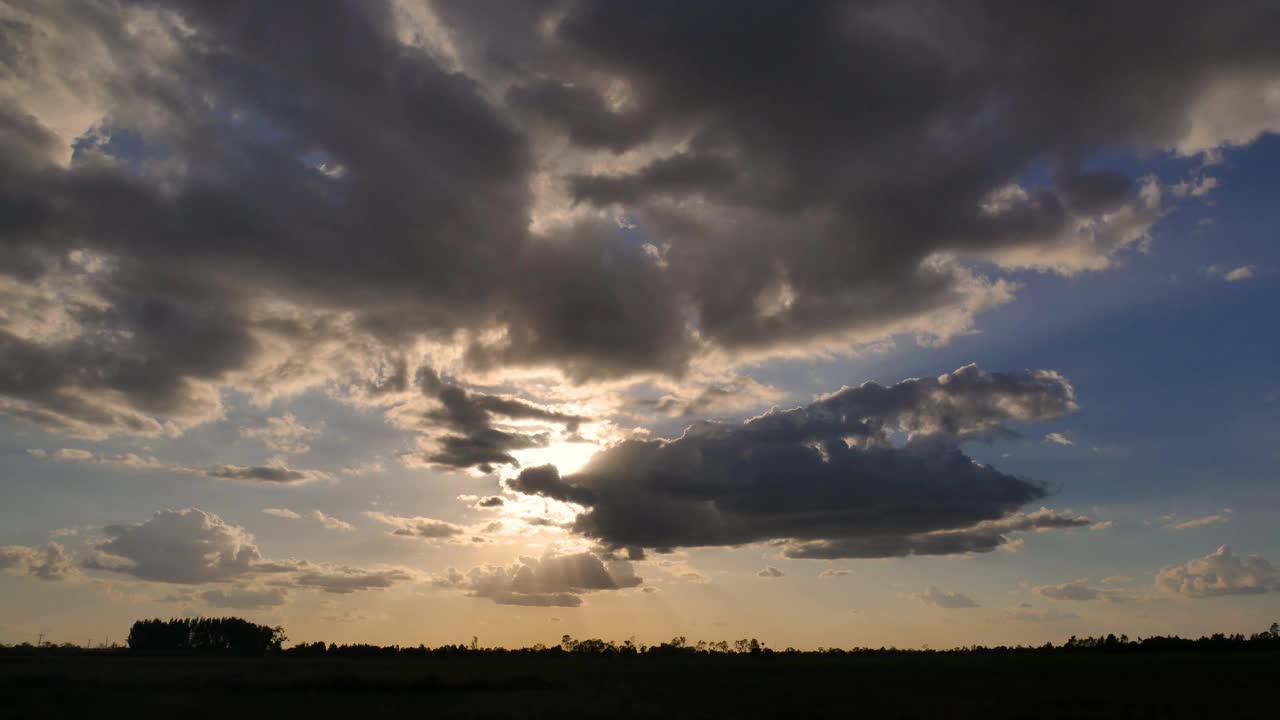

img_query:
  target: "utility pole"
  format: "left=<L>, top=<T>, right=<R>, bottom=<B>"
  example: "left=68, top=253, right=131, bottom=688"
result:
left=37, top=632, right=44, bottom=647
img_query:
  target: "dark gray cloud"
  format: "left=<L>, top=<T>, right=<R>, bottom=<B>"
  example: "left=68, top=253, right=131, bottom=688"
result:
left=407, top=368, right=588, bottom=472
left=0, top=1, right=1275, bottom=440
left=205, top=464, right=315, bottom=484
left=509, top=365, right=1085, bottom=555
left=438, top=551, right=642, bottom=607
left=781, top=507, right=1094, bottom=559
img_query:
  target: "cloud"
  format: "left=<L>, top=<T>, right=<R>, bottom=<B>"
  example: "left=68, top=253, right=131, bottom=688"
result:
left=913, top=586, right=979, bottom=609
left=83, top=508, right=282, bottom=584
left=1164, top=509, right=1232, bottom=531
left=205, top=464, right=321, bottom=484
left=818, top=569, right=849, bottom=578
left=199, top=586, right=288, bottom=609
left=309, top=511, right=354, bottom=532
left=82, top=507, right=407, bottom=592
left=438, top=551, right=642, bottom=607
left=1170, top=176, right=1219, bottom=198
left=1224, top=266, right=1256, bottom=282
left=36, top=449, right=328, bottom=484
left=1043, top=432, right=1073, bottom=446
left=2, top=1, right=1277, bottom=441
left=0, top=542, right=76, bottom=581
left=1035, top=579, right=1127, bottom=603
left=365, top=511, right=465, bottom=539
left=510, top=366, right=1084, bottom=556
left=1156, top=546, right=1280, bottom=598
left=757, top=566, right=784, bottom=578
left=293, top=567, right=414, bottom=594
left=1207, top=265, right=1257, bottom=282
left=475, top=496, right=505, bottom=508
left=266, top=508, right=354, bottom=532
left=239, top=414, right=320, bottom=454
left=1005, top=605, right=1078, bottom=622
left=400, top=368, right=589, bottom=472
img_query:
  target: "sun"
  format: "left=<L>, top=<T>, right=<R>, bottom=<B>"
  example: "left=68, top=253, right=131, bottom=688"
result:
left=512, top=440, right=599, bottom=476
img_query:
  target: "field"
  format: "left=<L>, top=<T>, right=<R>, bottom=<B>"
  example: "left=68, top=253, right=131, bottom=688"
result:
left=3, top=650, right=1278, bottom=719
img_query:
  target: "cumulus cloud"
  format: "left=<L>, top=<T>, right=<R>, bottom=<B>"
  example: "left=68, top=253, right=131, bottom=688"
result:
left=0, top=1, right=1276, bottom=443
left=82, top=508, right=410, bottom=593
left=757, top=566, right=784, bottom=578
left=437, top=551, right=642, bottom=607
left=510, top=366, right=1086, bottom=556
left=1156, top=546, right=1280, bottom=598
left=83, top=508, right=284, bottom=583
left=0, top=542, right=76, bottom=581
left=913, top=586, right=979, bottom=609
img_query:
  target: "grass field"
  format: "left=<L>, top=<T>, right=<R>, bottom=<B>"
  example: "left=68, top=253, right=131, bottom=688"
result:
left=4, top=650, right=1278, bottom=719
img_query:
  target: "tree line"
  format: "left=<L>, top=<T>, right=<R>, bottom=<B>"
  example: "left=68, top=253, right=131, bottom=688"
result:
left=2, top=620, right=1277, bottom=658
left=125, top=617, right=286, bottom=656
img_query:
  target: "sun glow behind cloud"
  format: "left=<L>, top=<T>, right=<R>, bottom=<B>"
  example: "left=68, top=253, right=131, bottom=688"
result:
left=512, top=440, right=599, bottom=476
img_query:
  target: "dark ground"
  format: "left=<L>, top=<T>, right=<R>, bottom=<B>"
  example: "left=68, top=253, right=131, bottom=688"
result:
left=3, top=651, right=1278, bottom=719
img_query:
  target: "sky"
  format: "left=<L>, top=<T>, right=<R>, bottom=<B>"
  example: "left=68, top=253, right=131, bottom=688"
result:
left=1, top=0, right=1279, bottom=650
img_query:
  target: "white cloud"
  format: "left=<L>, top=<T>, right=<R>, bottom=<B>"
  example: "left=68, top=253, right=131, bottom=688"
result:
left=262, top=508, right=302, bottom=520
left=1043, top=432, right=1073, bottom=446
left=1156, top=546, right=1280, bottom=597
left=1164, top=509, right=1232, bottom=531
left=1207, top=264, right=1256, bottom=282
